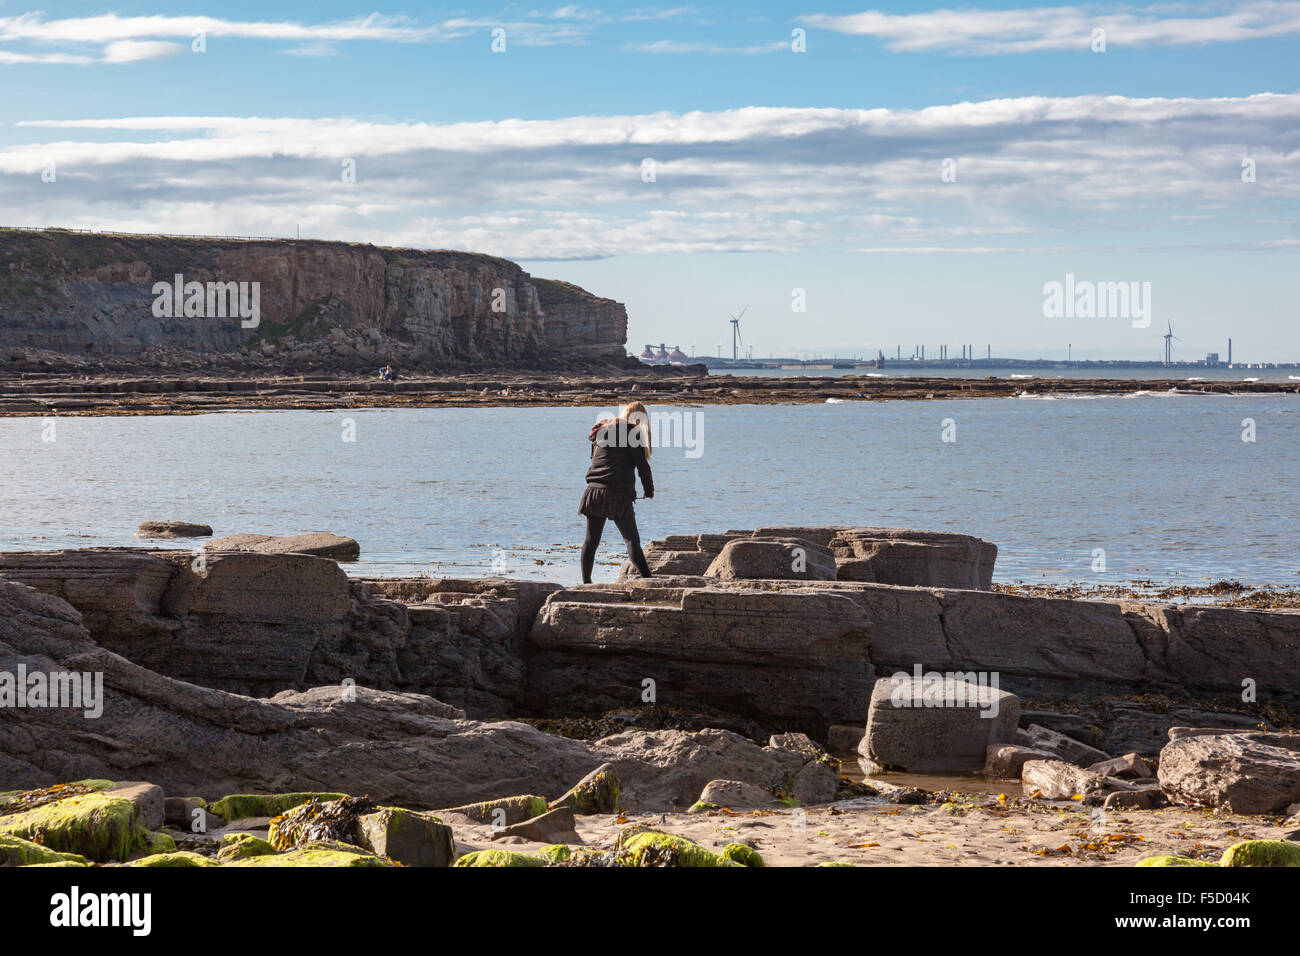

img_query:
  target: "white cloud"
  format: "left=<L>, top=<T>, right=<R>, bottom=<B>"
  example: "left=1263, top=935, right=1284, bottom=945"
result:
left=801, top=1, right=1300, bottom=54
left=101, top=40, right=186, bottom=63
left=3, top=93, right=1296, bottom=259
left=0, top=10, right=604, bottom=64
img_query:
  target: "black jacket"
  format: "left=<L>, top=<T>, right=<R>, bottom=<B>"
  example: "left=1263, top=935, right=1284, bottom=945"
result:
left=585, top=420, right=653, bottom=499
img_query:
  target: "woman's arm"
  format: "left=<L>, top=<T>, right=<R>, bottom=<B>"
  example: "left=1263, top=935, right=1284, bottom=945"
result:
left=631, top=444, right=654, bottom=498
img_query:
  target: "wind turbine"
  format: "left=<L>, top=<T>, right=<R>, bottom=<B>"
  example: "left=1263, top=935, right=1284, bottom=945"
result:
left=1162, top=320, right=1181, bottom=366
left=729, top=306, right=748, bottom=361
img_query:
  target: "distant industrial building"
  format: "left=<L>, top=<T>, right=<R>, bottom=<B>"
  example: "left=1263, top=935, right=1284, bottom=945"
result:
left=638, top=343, right=689, bottom=365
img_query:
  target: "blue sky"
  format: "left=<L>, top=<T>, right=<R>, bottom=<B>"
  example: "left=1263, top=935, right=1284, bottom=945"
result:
left=1, top=1, right=1298, bottom=360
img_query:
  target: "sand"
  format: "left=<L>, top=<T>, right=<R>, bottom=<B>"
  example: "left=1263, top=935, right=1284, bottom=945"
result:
left=453, top=792, right=1297, bottom=867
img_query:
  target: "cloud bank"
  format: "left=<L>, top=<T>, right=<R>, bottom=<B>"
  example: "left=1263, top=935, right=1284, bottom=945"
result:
left=4, top=93, right=1296, bottom=259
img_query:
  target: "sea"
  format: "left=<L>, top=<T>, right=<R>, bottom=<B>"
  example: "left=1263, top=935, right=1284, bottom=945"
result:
left=2, top=388, right=1295, bottom=587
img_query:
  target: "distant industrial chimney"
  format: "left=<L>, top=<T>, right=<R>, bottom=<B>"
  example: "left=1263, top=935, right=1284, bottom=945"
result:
left=1228, top=338, right=1233, bottom=365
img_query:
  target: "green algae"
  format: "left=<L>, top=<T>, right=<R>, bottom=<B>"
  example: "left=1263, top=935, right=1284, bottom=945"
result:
left=223, top=840, right=392, bottom=867
left=618, top=832, right=737, bottom=867
left=721, top=843, right=765, bottom=867
left=0, top=833, right=88, bottom=867
left=439, top=795, right=549, bottom=825
left=453, top=849, right=547, bottom=868
left=550, top=764, right=620, bottom=815
left=1136, top=856, right=1219, bottom=867
left=217, top=832, right=276, bottom=862
left=129, top=851, right=219, bottom=867
left=1219, top=840, right=1300, bottom=867
left=208, top=792, right=348, bottom=822
left=0, top=789, right=148, bottom=862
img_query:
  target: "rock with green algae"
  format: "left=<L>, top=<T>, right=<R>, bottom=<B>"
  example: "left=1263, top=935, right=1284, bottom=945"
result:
left=1136, top=856, right=1219, bottom=867
left=816, top=861, right=854, bottom=867
left=550, top=763, right=620, bottom=815
left=688, top=801, right=719, bottom=814
left=438, top=795, right=549, bottom=826
left=613, top=823, right=660, bottom=850
left=0, top=779, right=115, bottom=814
left=217, top=833, right=276, bottom=862
left=1219, top=840, right=1300, bottom=867
left=129, top=851, right=219, bottom=867
left=0, top=834, right=87, bottom=867
left=357, top=807, right=456, bottom=867
left=537, top=844, right=572, bottom=863
left=0, top=789, right=149, bottom=862
left=453, top=849, right=547, bottom=868
left=721, top=843, right=765, bottom=867
left=208, top=792, right=348, bottom=822
left=137, top=831, right=176, bottom=856
left=619, top=832, right=738, bottom=868
left=24, top=860, right=90, bottom=867
left=223, top=840, right=393, bottom=867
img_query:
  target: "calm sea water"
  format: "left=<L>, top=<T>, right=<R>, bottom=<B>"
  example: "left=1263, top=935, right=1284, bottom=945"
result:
left=713, top=366, right=1300, bottom=382
left=1, top=393, right=1296, bottom=587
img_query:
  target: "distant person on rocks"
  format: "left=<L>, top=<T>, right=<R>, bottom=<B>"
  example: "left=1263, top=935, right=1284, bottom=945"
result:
left=379, top=365, right=396, bottom=381
left=579, top=401, right=654, bottom=583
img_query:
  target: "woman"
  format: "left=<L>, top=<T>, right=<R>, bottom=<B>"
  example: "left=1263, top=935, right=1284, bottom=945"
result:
left=578, top=401, right=655, bottom=583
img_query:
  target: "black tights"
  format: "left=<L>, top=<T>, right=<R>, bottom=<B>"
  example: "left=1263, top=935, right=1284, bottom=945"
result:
left=581, top=513, right=652, bottom=583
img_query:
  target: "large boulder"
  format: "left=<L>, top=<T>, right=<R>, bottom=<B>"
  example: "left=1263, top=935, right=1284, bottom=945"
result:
left=694, top=779, right=782, bottom=810
left=526, top=582, right=875, bottom=735
left=549, top=763, right=620, bottom=814
left=0, top=785, right=152, bottom=862
left=621, top=526, right=997, bottom=589
left=204, top=532, right=360, bottom=562
left=858, top=676, right=1020, bottom=773
left=356, top=807, right=456, bottom=867
left=0, top=550, right=548, bottom=712
left=1015, top=724, right=1111, bottom=767
left=704, top=538, right=836, bottom=582
left=136, top=521, right=212, bottom=539
left=593, top=728, right=833, bottom=810
left=1158, top=732, right=1300, bottom=814
left=1021, top=759, right=1132, bottom=802
left=490, top=806, right=581, bottom=844
left=984, top=744, right=1056, bottom=779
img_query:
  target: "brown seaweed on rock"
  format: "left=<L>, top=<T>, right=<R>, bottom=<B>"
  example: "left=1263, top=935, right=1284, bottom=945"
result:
left=268, top=796, right=375, bottom=852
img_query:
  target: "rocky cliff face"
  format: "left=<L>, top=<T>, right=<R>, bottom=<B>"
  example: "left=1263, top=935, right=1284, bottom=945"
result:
left=0, top=229, right=627, bottom=366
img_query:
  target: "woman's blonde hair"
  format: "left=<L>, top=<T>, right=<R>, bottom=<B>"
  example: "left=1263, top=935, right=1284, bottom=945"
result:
left=620, top=401, right=652, bottom=458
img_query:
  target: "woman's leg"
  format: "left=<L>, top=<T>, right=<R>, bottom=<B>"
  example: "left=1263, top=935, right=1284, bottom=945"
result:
left=581, top=514, right=606, bottom=583
left=613, top=513, right=653, bottom=578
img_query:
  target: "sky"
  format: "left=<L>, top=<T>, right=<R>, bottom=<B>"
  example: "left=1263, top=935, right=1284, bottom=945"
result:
left=0, top=1, right=1297, bottom=361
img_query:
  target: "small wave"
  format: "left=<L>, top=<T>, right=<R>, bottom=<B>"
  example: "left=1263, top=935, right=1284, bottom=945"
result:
left=1290, top=375, right=1300, bottom=381
left=1124, top=388, right=1182, bottom=398
left=1242, top=377, right=1260, bottom=382
left=825, top=397, right=844, bottom=404
left=1185, top=377, right=1205, bottom=381
left=1015, top=391, right=1102, bottom=401
left=1009, top=374, right=1035, bottom=379
left=865, top=373, right=886, bottom=378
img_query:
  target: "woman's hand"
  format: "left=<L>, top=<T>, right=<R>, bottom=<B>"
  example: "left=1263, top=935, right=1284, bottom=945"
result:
left=644, top=490, right=654, bottom=499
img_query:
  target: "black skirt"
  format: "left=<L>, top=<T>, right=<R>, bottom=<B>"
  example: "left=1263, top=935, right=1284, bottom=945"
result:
left=578, top=486, right=635, bottom=520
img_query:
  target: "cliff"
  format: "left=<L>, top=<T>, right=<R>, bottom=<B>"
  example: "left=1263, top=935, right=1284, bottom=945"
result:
left=0, top=228, right=628, bottom=368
